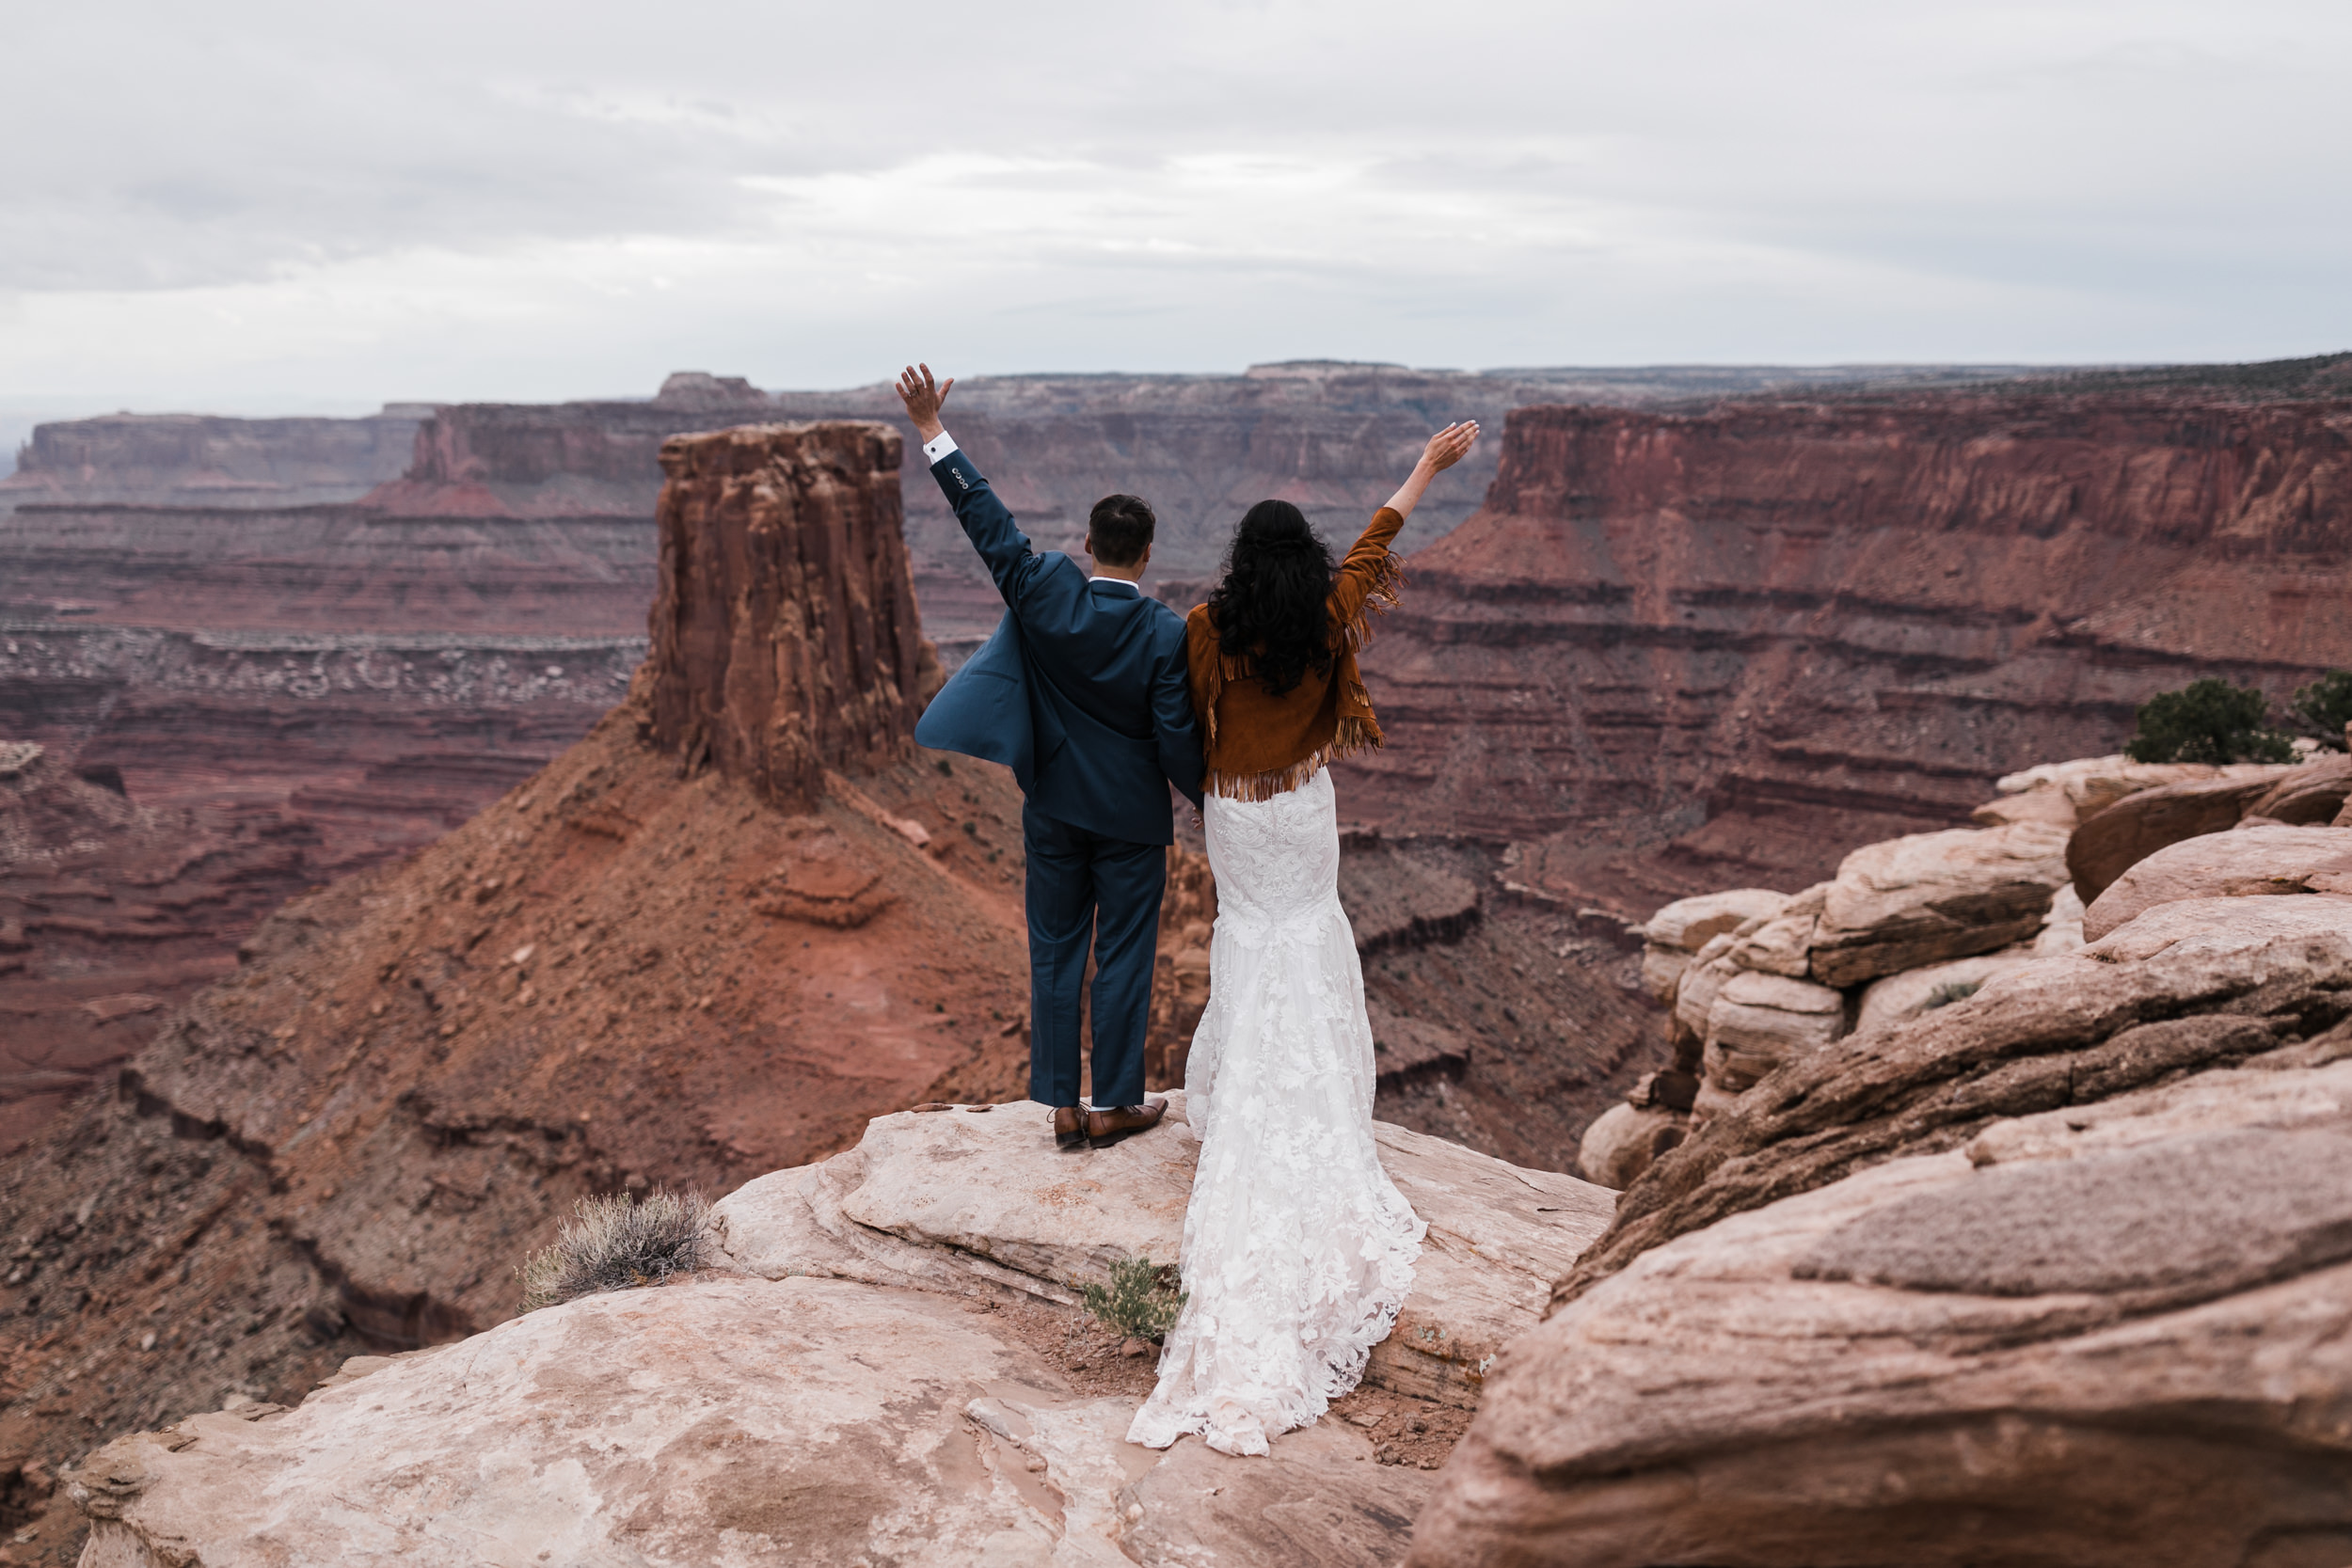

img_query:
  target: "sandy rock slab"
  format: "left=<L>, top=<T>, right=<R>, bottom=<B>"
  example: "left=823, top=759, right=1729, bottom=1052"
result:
left=1808, top=820, right=2073, bottom=987
left=71, top=1275, right=1434, bottom=1567
left=1409, top=1055, right=2352, bottom=1568
left=2082, top=823, right=2352, bottom=942
left=713, top=1094, right=1616, bottom=1406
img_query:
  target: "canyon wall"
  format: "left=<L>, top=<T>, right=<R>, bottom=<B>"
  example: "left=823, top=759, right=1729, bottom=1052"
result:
left=1339, top=382, right=2352, bottom=910
left=0, top=504, right=654, bottom=631
left=0, top=410, right=426, bottom=513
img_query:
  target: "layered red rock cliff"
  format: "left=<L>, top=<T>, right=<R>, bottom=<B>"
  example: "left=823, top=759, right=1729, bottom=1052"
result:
left=0, top=410, right=425, bottom=513
left=1341, top=383, right=2352, bottom=909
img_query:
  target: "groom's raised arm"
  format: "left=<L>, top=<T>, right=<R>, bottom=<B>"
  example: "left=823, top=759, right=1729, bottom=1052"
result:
left=897, top=362, right=1044, bottom=610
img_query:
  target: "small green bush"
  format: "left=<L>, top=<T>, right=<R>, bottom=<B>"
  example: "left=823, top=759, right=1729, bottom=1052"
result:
left=2289, top=670, right=2352, bottom=751
left=1924, top=978, right=1983, bottom=1010
left=1080, top=1254, right=1185, bottom=1342
left=2123, top=678, right=2293, bottom=765
left=520, top=1189, right=710, bottom=1311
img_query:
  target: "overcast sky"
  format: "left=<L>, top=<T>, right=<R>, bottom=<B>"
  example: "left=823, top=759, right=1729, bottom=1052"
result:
left=2, top=0, right=2346, bottom=415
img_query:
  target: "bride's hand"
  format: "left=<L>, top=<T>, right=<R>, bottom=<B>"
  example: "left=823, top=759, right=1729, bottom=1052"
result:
left=1420, top=420, right=1479, bottom=474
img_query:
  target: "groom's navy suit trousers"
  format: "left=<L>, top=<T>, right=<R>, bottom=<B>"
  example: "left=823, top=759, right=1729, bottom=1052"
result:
left=912, top=440, right=1205, bottom=1108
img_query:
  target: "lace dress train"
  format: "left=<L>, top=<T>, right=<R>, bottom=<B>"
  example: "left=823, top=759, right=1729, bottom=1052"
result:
left=1126, top=768, right=1424, bottom=1457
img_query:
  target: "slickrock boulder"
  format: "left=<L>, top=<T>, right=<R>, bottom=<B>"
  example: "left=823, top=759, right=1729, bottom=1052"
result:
left=70, top=1275, right=1437, bottom=1567
left=1636, top=888, right=1788, bottom=1001
left=2082, top=823, right=2352, bottom=942
left=1807, top=820, right=2072, bottom=987
left=645, top=421, right=935, bottom=812
left=2251, top=751, right=2352, bottom=824
left=2034, top=880, right=2088, bottom=955
left=1575, top=1102, right=1686, bottom=1190
left=1852, top=948, right=2038, bottom=1035
left=1669, top=932, right=1739, bottom=1041
left=1409, top=1047, right=2352, bottom=1568
left=1716, top=882, right=1824, bottom=979
left=714, top=1093, right=1617, bottom=1408
left=1978, top=753, right=2275, bottom=832
left=1701, top=971, right=1845, bottom=1094
left=1554, top=895, right=2352, bottom=1309
left=2065, top=766, right=2299, bottom=902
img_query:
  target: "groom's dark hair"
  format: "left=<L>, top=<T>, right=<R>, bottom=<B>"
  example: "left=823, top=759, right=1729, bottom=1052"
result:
left=1087, top=494, right=1156, bottom=566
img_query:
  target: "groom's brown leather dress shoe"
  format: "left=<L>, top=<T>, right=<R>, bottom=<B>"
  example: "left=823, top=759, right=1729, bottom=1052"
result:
left=1052, top=1104, right=1088, bottom=1150
left=1085, top=1098, right=1168, bottom=1148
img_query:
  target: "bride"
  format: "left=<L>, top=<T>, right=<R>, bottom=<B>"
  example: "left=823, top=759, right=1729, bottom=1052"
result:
left=1128, top=419, right=1481, bottom=1458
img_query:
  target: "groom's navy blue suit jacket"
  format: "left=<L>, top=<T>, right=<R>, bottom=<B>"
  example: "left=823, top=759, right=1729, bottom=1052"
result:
left=914, top=447, right=1205, bottom=845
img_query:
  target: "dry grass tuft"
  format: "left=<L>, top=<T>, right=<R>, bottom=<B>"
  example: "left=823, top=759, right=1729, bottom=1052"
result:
left=521, top=1189, right=711, bottom=1311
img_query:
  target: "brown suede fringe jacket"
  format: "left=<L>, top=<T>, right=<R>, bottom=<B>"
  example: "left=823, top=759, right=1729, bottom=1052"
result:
left=1184, top=506, right=1406, bottom=801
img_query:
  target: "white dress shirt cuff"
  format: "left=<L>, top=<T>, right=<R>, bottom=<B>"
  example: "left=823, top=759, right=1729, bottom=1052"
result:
left=922, top=430, right=960, bottom=465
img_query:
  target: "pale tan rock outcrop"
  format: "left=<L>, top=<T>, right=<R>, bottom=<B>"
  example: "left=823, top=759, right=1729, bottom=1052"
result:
left=1408, top=1051, right=2352, bottom=1568
left=2081, top=823, right=2352, bottom=942
left=2065, top=765, right=2301, bottom=902
left=1560, top=895, right=2352, bottom=1309
left=1701, top=971, right=1844, bottom=1093
left=1807, top=820, right=2072, bottom=987
left=2033, top=880, right=2087, bottom=955
left=1851, top=948, right=2039, bottom=1035
left=1716, top=881, right=1824, bottom=978
left=1982, top=754, right=2277, bottom=831
left=2251, top=752, right=2352, bottom=824
left=713, top=1092, right=1617, bottom=1406
left=1636, top=889, right=1788, bottom=1000
left=72, top=1275, right=1436, bottom=1567
left=1575, top=1102, right=1685, bottom=1190
left=1668, top=932, right=1736, bottom=1040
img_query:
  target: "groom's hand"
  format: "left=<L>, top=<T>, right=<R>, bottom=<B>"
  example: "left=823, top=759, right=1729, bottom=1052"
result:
left=895, top=363, right=955, bottom=442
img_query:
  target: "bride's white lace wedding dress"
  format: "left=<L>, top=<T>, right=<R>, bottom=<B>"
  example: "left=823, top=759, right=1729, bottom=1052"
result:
left=1126, top=767, right=1424, bottom=1457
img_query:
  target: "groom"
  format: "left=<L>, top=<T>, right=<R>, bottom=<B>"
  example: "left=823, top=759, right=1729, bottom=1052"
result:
left=896, top=364, right=1204, bottom=1150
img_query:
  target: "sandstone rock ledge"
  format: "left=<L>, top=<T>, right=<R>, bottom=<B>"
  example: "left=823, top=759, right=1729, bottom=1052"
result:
left=1412, top=895, right=2352, bottom=1568
left=71, top=1100, right=1613, bottom=1565
left=712, top=1090, right=1618, bottom=1407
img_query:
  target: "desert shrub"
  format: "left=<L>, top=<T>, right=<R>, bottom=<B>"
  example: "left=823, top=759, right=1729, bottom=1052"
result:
left=1080, top=1254, right=1185, bottom=1342
left=2289, top=670, right=2352, bottom=751
left=520, top=1189, right=710, bottom=1311
left=1924, top=978, right=1983, bottom=1010
left=2122, top=678, right=2294, bottom=765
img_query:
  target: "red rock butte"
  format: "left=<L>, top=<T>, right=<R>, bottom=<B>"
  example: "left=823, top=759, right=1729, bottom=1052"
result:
left=644, top=421, right=935, bottom=812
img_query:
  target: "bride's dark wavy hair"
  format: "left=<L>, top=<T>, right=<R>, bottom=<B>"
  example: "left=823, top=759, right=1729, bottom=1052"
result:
left=1205, top=499, right=1338, bottom=698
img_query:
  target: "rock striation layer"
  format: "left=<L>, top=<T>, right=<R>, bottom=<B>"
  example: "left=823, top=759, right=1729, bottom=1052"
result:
left=0, top=748, right=324, bottom=1154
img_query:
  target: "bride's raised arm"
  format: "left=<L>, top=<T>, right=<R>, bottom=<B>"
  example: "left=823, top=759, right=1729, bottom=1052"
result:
left=1329, top=421, right=1481, bottom=625
left=1382, top=420, right=1479, bottom=521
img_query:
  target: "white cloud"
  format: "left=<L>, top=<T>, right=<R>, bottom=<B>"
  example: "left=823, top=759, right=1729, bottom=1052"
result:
left=1, top=0, right=2345, bottom=405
